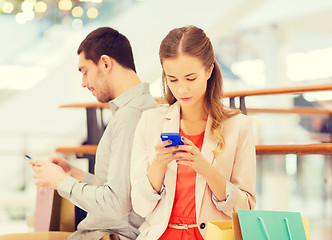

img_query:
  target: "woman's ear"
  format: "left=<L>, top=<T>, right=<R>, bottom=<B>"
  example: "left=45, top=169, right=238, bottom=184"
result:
left=207, top=63, right=214, bottom=79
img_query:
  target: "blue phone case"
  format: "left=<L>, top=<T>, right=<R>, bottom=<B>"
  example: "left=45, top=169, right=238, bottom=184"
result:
left=160, top=133, right=184, bottom=148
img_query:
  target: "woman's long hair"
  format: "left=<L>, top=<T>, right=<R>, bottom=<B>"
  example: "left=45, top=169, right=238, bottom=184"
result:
left=159, top=26, right=240, bottom=156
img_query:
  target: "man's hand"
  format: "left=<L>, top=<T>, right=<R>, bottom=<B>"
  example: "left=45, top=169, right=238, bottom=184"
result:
left=30, top=160, right=67, bottom=190
left=49, top=156, right=83, bottom=180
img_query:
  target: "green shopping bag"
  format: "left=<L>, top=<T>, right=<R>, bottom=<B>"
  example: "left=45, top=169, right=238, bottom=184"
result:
left=237, top=210, right=307, bottom=240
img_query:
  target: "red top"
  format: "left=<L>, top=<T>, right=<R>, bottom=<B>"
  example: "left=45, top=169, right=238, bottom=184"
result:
left=159, top=129, right=205, bottom=240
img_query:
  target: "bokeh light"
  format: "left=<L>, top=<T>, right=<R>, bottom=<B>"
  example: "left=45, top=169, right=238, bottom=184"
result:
left=15, top=12, right=27, bottom=24
left=58, top=0, right=72, bottom=11
left=72, top=18, right=83, bottom=30
left=87, top=7, right=98, bottom=18
left=35, top=1, right=47, bottom=13
left=21, top=0, right=34, bottom=12
left=2, top=2, right=14, bottom=13
left=72, top=6, right=83, bottom=18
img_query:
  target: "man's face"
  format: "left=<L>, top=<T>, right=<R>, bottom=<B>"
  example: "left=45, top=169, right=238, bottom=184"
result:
left=78, top=52, right=112, bottom=103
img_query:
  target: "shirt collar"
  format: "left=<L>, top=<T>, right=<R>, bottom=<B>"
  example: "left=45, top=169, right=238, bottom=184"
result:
left=109, top=82, right=149, bottom=114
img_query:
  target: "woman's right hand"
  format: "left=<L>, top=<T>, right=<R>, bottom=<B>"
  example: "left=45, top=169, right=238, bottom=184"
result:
left=147, top=140, right=179, bottom=192
left=49, top=156, right=83, bottom=181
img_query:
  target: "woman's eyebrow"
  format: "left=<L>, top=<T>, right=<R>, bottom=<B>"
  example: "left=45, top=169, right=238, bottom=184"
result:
left=184, top=73, right=196, bottom=77
left=167, top=73, right=197, bottom=78
left=167, top=74, right=177, bottom=78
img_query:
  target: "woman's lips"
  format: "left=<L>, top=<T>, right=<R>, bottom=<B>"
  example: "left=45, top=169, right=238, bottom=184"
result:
left=180, top=97, right=192, bottom=101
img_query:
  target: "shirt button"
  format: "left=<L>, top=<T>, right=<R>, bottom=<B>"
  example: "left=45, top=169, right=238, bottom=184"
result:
left=200, top=223, right=206, bottom=229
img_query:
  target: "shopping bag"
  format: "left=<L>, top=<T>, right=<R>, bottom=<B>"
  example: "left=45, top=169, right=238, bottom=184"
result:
left=34, top=188, right=56, bottom=231
left=206, top=220, right=233, bottom=240
left=237, top=210, right=307, bottom=240
left=301, top=217, right=311, bottom=240
left=206, top=212, right=311, bottom=240
left=34, top=188, right=62, bottom=231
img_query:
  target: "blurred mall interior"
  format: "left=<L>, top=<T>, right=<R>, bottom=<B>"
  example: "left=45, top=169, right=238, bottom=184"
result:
left=0, top=0, right=331, bottom=239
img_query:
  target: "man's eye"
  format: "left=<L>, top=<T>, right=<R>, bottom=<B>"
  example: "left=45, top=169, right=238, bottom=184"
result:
left=187, top=78, right=196, bottom=81
left=169, top=79, right=178, bottom=82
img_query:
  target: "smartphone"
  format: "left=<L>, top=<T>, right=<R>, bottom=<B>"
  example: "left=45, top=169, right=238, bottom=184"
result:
left=160, top=133, right=184, bottom=148
left=24, top=155, right=35, bottom=165
left=24, top=155, right=32, bottom=160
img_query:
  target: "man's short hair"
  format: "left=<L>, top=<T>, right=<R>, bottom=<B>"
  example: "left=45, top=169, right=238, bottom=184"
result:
left=77, top=27, right=136, bottom=72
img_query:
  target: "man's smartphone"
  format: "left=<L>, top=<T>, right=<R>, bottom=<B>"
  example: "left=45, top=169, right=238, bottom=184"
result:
left=24, top=155, right=36, bottom=167
left=160, top=133, right=184, bottom=148
left=24, top=155, right=32, bottom=160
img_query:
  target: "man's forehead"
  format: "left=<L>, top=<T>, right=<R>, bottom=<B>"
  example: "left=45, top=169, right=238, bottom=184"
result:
left=78, top=52, right=87, bottom=62
left=78, top=52, right=89, bottom=70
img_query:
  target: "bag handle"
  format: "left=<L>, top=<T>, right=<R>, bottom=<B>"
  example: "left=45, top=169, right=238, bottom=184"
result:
left=258, top=217, right=270, bottom=240
left=284, top=218, right=293, bottom=240
left=258, top=217, right=293, bottom=240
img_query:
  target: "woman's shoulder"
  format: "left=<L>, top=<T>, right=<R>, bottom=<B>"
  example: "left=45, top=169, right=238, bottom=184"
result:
left=142, top=104, right=171, bottom=116
left=223, top=112, right=251, bottom=126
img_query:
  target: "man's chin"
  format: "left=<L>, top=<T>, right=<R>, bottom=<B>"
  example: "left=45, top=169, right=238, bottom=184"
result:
left=97, top=96, right=112, bottom=103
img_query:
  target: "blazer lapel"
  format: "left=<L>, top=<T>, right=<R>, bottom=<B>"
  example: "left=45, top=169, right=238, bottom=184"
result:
left=162, top=102, right=181, bottom=133
left=162, top=102, right=181, bottom=211
left=195, top=115, right=219, bottom=217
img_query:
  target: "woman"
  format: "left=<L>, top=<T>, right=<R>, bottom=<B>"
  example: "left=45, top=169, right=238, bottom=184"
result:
left=130, top=26, right=256, bottom=240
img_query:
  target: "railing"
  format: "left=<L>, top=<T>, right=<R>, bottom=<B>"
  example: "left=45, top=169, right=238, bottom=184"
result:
left=224, top=83, right=332, bottom=114
left=57, top=83, right=332, bottom=167
left=60, top=83, right=332, bottom=113
left=247, top=107, right=332, bottom=115
left=56, top=143, right=332, bottom=156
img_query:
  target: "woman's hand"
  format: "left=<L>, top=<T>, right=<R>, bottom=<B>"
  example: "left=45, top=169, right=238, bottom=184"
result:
left=147, top=140, right=181, bottom=192
left=175, top=137, right=227, bottom=201
left=173, top=137, right=213, bottom=176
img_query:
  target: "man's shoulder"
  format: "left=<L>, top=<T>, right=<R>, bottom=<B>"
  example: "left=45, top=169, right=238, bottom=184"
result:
left=127, top=93, right=157, bottom=110
left=114, top=107, right=143, bottom=124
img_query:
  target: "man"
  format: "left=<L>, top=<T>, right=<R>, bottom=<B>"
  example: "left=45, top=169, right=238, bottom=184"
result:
left=1, top=27, right=156, bottom=240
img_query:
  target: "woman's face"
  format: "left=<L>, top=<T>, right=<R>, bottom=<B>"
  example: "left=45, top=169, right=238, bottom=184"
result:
left=163, top=54, right=213, bottom=109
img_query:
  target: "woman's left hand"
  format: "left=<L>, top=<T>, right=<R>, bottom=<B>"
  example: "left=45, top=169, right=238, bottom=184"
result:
left=175, top=137, right=227, bottom=201
left=173, top=136, right=212, bottom=177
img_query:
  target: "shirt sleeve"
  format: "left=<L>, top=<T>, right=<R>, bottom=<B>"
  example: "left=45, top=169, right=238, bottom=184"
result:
left=57, top=109, right=142, bottom=218
left=130, top=111, right=164, bottom=218
left=211, top=116, right=256, bottom=215
left=82, top=171, right=95, bottom=185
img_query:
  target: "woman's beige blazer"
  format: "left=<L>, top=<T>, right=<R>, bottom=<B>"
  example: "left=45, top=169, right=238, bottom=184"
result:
left=130, top=102, right=256, bottom=240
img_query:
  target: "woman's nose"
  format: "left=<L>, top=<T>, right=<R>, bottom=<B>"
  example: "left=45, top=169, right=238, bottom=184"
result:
left=177, top=83, right=189, bottom=94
